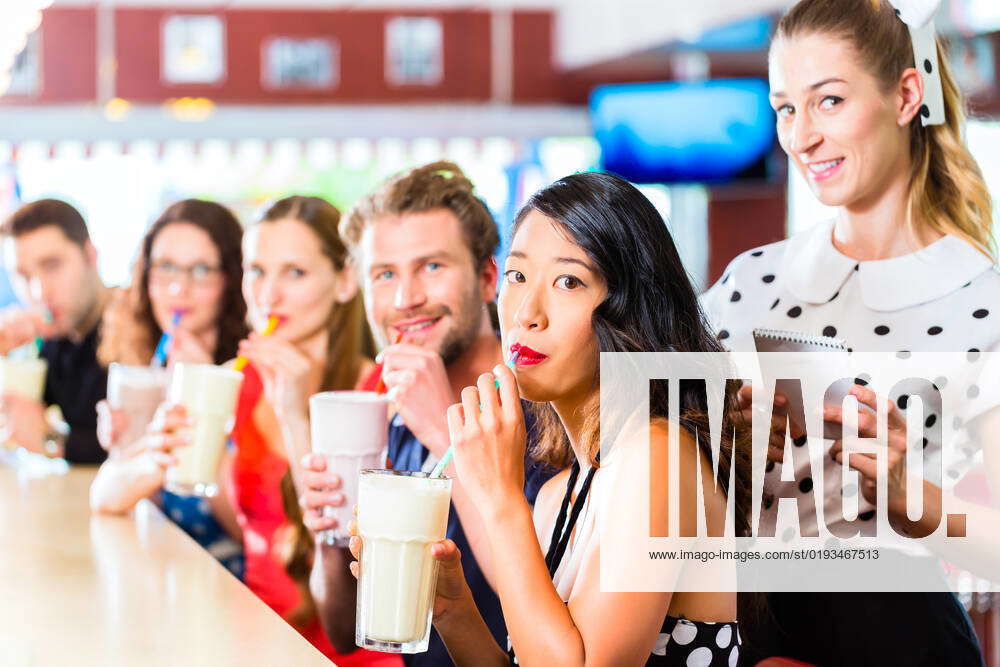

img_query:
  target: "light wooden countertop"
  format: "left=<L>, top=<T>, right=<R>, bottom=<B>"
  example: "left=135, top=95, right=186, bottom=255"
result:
left=0, top=462, right=334, bottom=666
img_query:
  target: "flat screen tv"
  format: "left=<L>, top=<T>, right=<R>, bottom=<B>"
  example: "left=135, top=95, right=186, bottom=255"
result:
left=590, top=78, right=777, bottom=185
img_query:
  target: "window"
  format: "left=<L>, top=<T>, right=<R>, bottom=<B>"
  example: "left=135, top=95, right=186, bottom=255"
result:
left=5, top=31, right=40, bottom=97
left=385, top=17, right=443, bottom=86
left=262, top=37, right=337, bottom=90
left=161, top=15, right=226, bottom=85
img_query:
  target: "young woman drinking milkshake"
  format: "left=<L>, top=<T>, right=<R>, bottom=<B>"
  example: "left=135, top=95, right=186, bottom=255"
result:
left=350, top=172, right=753, bottom=666
left=90, top=199, right=248, bottom=575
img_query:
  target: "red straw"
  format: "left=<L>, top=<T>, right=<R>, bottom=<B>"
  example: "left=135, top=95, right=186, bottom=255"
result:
left=374, top=332, right=403, bottom=395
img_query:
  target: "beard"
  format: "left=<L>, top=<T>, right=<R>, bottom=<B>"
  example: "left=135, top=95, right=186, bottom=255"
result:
left=437, top=286, right=484, bottom=366
left=386, top=283, right=485, bottom=367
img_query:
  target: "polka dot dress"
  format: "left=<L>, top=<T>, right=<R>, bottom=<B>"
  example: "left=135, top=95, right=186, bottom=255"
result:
left=702, top=219, right=1000, bottom=542
left=506, top=468, right=741, bottom=666
left=509, top=615, right=740, bottom=666
left=650, top=617, right=740, bottom=666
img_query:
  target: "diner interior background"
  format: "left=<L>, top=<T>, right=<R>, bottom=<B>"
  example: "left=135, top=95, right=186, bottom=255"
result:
left=1, top=0, right=999, bottom=662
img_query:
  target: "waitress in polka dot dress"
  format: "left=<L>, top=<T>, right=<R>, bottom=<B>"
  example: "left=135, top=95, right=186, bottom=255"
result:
left=703, top=0, right=998, bottom=665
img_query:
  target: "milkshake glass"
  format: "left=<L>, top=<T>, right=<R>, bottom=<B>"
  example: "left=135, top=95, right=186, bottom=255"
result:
left=106, top=364, right=169, bottom=453
left=355, top=470, right=452, bottom=653
left=309, top=391, right=388, bottom=546
left=0, top=357, right=47, bottom=401
left=164, top=363, right=243, bottom=497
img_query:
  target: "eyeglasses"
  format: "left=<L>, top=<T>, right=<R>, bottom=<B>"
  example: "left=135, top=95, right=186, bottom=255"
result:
left=149, top=260, right=222, bottom=286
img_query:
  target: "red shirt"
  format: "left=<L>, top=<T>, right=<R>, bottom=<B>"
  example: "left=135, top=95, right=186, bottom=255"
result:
left=229, top=364, right=398, bottom=666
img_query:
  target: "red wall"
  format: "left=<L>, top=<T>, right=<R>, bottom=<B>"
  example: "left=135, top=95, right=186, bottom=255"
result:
left=114, top=8, right=492, bottom=104
left=0, top=7, right=96, bottom=104
left=511, top=11, right=558, bottom=103
left=707, top=183, right=787, bottom=284
left=968, top=32, right=1000, bottom=117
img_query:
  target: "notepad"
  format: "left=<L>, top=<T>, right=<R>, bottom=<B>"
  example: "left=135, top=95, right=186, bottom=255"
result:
left=753, top=328, right=869, bottom=440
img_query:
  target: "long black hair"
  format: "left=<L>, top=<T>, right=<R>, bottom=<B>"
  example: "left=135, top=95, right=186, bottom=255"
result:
left=513, top=171, right=751, bottom=538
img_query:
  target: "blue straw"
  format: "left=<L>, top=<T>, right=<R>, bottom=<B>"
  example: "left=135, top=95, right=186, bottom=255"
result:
left=153, top=310, right=183, bottom=366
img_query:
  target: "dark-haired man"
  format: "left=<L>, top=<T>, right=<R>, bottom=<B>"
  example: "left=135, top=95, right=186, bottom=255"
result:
left=0, top=199, right=110, bottom=463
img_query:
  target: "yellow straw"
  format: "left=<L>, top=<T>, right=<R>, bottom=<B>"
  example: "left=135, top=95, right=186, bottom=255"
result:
left=233, top=315, right=280, bottom=372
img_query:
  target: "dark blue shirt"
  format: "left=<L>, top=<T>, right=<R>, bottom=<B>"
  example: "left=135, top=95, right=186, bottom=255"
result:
left=387, top=404, right=554, bottom=667
left=158, top=489, right=245, bottom=580
left=41, top=323, right=106, bottom=464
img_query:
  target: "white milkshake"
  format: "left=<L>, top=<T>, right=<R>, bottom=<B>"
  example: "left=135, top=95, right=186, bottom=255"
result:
left=356, top=470, right=452, bottom=653
left=309, top=391, right=388, bottom=546
left=107, top=364, right=169, bottom=454
left=0, top=357, right=47, bottom=401
left=164, top=363, right=243, bottom=497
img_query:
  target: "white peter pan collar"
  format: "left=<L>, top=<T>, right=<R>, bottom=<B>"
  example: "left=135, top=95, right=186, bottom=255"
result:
left=781, top=219, right=994, bottom=312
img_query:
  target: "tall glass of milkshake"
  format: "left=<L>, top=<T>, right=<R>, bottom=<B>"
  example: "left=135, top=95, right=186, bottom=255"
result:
left=0, top=356, right=48, bottom=401
left=0, top=356, right=48, bottom=452
left=164, top=362, right=243, bottom=497
left=106, top=363, right=169, bottom=455
left=309, top=391, right=388, bottom=546
left=356, top=469, right=452, bottom=653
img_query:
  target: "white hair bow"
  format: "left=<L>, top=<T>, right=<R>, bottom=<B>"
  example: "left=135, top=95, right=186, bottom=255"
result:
left=887, top=0, right=945, bottom=126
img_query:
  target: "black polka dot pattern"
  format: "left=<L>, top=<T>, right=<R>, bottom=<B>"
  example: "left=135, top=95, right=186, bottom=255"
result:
left=924, top=59, right=933, bottom=74
left=730, top=291, right=741, bottom=303
left=793, top=435, right=807, bottom=447
left=751, top=250, right=764, bottom=257
left=718, top=330, right=730, bottom=340
left=920, top=105, right=930, bottom=118
left=517, top=608, right=742, bottom=665
left=701, top=228, right=1000, bottom=547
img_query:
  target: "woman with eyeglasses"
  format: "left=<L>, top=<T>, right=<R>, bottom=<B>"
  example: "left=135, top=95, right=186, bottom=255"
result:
left=90, top=198, right=249, bottom=577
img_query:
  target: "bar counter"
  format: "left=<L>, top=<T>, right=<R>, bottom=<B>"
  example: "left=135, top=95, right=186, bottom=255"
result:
left=0, top=462, right=334, bottom=666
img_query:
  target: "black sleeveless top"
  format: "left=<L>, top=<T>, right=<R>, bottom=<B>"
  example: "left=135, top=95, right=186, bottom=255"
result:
left=507, top=461, right=741, bottom=666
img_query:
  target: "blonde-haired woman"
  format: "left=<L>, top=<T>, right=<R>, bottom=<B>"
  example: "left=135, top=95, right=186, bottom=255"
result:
left=703, top=0, right=997, bottom=663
